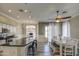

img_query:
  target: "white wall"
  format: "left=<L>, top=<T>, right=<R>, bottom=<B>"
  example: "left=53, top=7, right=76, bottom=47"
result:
left=70, top=15, right=79, bottom=39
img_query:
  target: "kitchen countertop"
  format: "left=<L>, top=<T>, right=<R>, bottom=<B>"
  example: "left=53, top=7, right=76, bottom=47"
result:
left=0, top=41, right=33, bottom=47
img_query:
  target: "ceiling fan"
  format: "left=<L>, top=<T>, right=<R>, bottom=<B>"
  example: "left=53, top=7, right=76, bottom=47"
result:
left=55, top=11, right=71, bottom=20
left=50, top=10, right=72, bottom=22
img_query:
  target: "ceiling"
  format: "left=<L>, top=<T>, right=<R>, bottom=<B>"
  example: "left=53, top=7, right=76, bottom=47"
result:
left=0, top=3, right=79, bottom=23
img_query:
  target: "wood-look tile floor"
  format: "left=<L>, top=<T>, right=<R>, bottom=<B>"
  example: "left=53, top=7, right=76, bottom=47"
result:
left=36, top=42, right=53, bottom=56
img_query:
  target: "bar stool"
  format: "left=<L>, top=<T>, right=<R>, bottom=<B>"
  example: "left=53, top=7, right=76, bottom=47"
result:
left=53, top=42, right=60, bottom=56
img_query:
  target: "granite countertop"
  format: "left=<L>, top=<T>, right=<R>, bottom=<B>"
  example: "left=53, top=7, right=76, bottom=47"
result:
left=0, top=44, right=27, bottom=47
left=0, top=41, right=33, bottom=47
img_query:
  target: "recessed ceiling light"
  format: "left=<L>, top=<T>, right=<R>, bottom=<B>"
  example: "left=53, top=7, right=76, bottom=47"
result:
left=8, top=9, right=12, bottom=12
left=17, top=16, right=20, bottom=18
left=24, top=10, right=28, bottom=13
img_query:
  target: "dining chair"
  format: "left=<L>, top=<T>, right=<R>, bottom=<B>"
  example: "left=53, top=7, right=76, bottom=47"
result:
left=63, top=39, right=77, bottom=56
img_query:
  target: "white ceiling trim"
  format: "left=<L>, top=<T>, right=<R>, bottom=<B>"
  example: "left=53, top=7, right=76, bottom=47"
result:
left=0, top=11, right=18, bottom=22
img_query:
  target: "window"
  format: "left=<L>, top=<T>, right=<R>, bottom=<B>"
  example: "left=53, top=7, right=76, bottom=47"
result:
left=0, top=23, right=16, bottom=34
left=45, top=26, right=48, bottom=38
left=62, top=21, right=70, bottom=37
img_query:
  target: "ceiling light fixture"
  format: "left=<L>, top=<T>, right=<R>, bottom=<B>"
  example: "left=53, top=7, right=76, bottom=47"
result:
left=8, top=9, right=12, bottom=12
left=56, top=20, right=60, bottom=22
left=24, top=10, right=28, bottom=13
left=55, top=10, right=71, bottom=22
left=19, top=9, right=24, bottom=12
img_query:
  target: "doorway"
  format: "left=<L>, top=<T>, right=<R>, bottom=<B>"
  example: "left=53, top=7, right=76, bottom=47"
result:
left=26, top=25, right=36, bottom=44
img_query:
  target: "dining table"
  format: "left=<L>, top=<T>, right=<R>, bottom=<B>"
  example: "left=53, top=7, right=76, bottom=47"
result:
left=53, top=37, right=78, bottom=56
